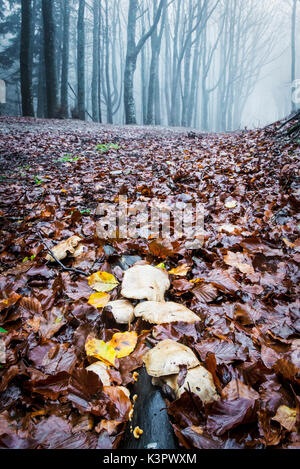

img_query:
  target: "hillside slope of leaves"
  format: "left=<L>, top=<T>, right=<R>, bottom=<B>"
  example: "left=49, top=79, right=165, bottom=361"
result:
left=0, top=116, right=299, bottom=449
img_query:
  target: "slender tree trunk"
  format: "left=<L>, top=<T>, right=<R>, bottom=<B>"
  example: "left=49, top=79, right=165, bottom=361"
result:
left=104, top=0, right=113, bottom=123
left=77, top=0, right=85, bottom=120
left=42, top=0, right=58, bottom=118
left=98, top=0, right=102, bottom=123
left=154, top=73, right=161, bottom=125
left=124, top=0, right=165, bottom=124
left=60, top=0, right=70, bottom=118
left=20, top=0, right=34, bottom=117
left=92, top=0, right=99, bottom=122
left=146, top=48, right=159, bottom=125
left=124, top=0, right=139, bottom=124
left=291, top=0, right=297, bottom=112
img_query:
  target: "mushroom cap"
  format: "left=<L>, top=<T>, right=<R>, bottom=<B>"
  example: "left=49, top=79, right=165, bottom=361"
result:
left=121, top=265, right=170, bottom=302
left=153, top=365, right=219, bottom=404
left=107, top=299, right=135, bottom=324
left=143, top=339, right=199, bottom=377
left=178, top=366, right=219, bottom=403
left=46, top=235, right=81, bottom=261
left=86, top=361, right=111, bottom=386
left=134, top=301, right=200, bottom=324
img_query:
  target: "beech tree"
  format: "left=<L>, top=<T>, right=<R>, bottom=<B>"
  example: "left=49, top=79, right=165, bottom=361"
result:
left=42, top=0, right=58, bottom=118
left=20, top=0, right=34, bottom=117
left=77, top=0, right=85, bottom=121
left=124, top=0, right=166, bottom=124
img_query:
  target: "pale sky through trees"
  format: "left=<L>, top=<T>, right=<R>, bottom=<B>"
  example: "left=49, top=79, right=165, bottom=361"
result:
left=0, top=0, right=299, bottom=129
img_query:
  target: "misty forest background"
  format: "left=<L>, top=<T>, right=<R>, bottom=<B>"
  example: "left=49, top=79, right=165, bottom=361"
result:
left=0, top=0, right=299, bottom=132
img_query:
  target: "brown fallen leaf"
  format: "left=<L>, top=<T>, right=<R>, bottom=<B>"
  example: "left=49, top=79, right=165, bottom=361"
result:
left=224, top=251, right=254, bottom=274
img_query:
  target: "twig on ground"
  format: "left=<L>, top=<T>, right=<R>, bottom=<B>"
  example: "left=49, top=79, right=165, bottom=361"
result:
left=36, top=229, right=89, bottom=277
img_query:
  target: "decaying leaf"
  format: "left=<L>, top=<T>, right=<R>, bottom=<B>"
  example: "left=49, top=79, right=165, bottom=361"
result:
left=222, top=379, right=260, bottom=401
left=0, top=293, right=21, bottom=312
left=143, top=339, right=199, bottom=377
left=88, top=271, right=119, bottom=292
left=224, top=251, right=254, bottom=274
left=272, top=405, right=297, bottom=432
left=121, top=265, right=170, bottom=301
left=107, top=299, right=135, bottom=324
left=108, top=331, right=138, bottom=358
left=134, top=301, right=200, bottom=324
left=86, top=361, right=111, bottom=386
left=45, top=235, right=81, bottom=261
left=88, top=292, right=111, bottom=309
left=85, top=336, right=117, bottom=367
left=169, top=264, right=190, bottom=276
left=192, top=283, right=218, bottom=303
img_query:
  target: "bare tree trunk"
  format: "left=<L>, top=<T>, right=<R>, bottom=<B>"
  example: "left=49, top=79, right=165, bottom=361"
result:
left=104, top=0, right=113, bottom=123
left=291, top=0, right=297, bottom=112
left=146, top=0, right=166, bottom=125
left=42, top=0, right=58, bottom=118
left=60, top=0, right=70, bottom=118
left=20, top=0, right=34, bottom=117
left=77, top=0, right=85, bottom=120
left=124, top=0, right=165, bottom=124
left=92, top=0, right=99, bottom=122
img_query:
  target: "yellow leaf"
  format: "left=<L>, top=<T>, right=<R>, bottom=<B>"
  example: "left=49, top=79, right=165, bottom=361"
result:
left=88, top=271, right=119, bottom=292
left=108, top=331, right=138, bottom=358
left=85, top=336, right=117, bottom=367
left=272, top=405, right=297, bottom=432
left=169, top=264, right=190, bottom=276
left=88, top=292, right=110, bottom=308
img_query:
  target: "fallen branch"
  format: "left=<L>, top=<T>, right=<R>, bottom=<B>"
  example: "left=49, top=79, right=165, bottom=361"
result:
left=277, top=110, right=300, bottom=131
left=36, top=229, right=89, bottom=277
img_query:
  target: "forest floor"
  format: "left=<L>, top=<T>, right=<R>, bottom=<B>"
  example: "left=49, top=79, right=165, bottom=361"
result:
left=0, top=116, right=299, bottom=449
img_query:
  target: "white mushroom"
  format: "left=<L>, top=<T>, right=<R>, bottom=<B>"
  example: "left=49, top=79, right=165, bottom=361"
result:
left=153, top=366, right=219, bottom=404
left=134, top=301, right=200, bottom=324
left=117, top=386, right=131, bottom=399
left=121, top=265, right=170, bottom=302
left=143, top=339, right=199, bottom=377
left=46, top=235, right=81, bottom=261
left=107, top=299, right=135, bottom=324
left=86, top=361, right=111, bottom=386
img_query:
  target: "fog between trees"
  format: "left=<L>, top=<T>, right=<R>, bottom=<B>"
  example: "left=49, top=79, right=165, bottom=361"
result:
left=0, top=0, right=299, bottom=130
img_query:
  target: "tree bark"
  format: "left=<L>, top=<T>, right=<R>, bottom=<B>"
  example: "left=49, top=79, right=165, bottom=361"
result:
left=60, top=0, right=70, bottom=118
left=291, top=0, right=297, bottom=112
left=42, top=0, right=58, bottom=118
left=124, top=0, right=165, bottom=125
left=20, top=0, right=34, bottom=117
left=77, top=0, right=85, bottom=121
left=92, top=0, right=99, bottom=122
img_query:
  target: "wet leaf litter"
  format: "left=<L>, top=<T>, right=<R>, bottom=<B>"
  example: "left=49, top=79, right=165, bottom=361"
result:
left=0, top=116, right=299, bottom=449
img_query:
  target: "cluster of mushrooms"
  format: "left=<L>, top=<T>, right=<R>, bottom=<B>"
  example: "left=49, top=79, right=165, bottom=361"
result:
left=107, top=264, right=219, bottom=404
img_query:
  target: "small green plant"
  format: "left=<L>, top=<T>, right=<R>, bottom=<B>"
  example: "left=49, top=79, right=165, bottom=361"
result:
left=80, top=209, right=91, bottom=214
left=57, top=154, right=82, bottom=163
left=22, top=255, right=36, bottom=263
left=34, top=175, right=43, bottom=185
left=96, top=143, right=119, bottom=154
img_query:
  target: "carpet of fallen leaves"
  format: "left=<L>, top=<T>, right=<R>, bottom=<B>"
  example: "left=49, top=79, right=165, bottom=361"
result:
left=0, top=116, right=299, bottom=449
